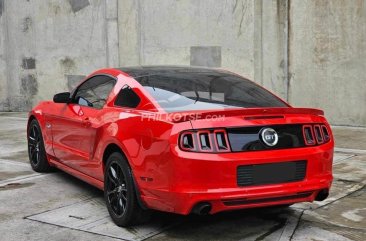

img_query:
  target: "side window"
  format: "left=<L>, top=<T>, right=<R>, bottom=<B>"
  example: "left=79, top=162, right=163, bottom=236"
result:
left=74, top=75, right=116, bottom=109
left=114, top=85, right=141, bottom=108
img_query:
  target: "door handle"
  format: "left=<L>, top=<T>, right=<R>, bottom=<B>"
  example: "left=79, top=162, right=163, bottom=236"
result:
left=82, top=117, right=91, bottom=127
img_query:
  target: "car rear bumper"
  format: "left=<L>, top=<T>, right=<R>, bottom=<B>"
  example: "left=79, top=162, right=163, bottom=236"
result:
left=140, top=142, right=334, bottom=215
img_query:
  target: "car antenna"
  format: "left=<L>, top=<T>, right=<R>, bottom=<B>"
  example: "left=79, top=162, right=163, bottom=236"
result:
left=141, top=76, right=155, bottom=91
left=194, top=88, right=199, bottom=104
left=148, top=77, right=155, bottom=91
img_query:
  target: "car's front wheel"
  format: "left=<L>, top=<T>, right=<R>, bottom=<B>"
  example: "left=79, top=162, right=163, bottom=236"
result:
left=104, top=152, right=150, bottom=226
left=27, top=119, right=52, bottom=172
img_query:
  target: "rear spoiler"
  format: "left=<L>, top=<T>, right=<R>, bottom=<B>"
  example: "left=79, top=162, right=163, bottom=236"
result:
left=165, top=107, right=324, bottom=123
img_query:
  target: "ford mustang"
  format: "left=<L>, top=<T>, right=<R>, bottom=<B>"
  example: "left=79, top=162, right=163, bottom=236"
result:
left=27, top=66, right=333, bottom=226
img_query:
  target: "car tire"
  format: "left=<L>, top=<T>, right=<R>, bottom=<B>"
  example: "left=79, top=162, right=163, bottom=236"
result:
left=104, top=152, right=151, bottom=227
left=27, top=119, right=52, bottom=172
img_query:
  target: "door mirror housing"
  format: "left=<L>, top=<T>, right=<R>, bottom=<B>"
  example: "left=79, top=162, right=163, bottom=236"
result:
left=53, top=92, right=71, bottom=103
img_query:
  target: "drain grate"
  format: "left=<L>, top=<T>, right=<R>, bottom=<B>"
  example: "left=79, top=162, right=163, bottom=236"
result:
left=26, top=198, right=180, bottom=241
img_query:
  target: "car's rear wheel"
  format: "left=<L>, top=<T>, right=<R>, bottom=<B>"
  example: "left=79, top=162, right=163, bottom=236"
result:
left=104, top=152, right=150, bottom=227
left=28, top=119, right=52, bottom=172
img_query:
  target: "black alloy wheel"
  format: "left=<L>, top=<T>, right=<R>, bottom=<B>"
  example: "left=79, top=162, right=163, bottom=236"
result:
left=27, top=119, right=52, bottom=172
left=104, top=152, right=151, bottom=226
left=105, top=161, right=128, bottom=216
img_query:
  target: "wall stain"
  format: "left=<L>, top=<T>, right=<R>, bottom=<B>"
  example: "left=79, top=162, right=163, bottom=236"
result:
left=190, top=46, right=222, bottom=67
left=232, top=0, right=239, bottom=13
left=22, top=17, right=32, bottom=32
left=22, top=57, right=36, bottom=69
left=60, top=57, right=76, bottom=72
left=68, top=0, right=90, bottom=13
left=0, top=0, right=4, bottom=18
left=20, top=74, right=38, bottom=96
left=53, top=5, right=61, bottom=15
left=237, top=1, right=249, bottom=36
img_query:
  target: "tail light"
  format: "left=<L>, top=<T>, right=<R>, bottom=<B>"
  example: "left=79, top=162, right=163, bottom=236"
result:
left=321, top=125, right=330, bottom=142
left=214, top=130, right=230, bottom=151
left=180, top=132, right=195, bottom=151
left=314, top=125, right=324, bottom=144
left=179, top=129, right=230, bottom=153
left=302, top=124, right=331, bottom=145
left=303, top=125, right=315, bottom=145
left=198, top=131, right=212, bottom=152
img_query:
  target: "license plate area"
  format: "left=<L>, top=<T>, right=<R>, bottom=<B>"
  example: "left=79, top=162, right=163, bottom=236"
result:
left=237, top=160, right=307, bottom=187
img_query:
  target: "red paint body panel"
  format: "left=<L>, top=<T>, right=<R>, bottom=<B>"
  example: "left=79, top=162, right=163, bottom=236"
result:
left=28, top=67, right=334, bottom=215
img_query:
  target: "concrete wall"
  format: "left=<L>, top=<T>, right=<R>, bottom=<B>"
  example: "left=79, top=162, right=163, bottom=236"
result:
left=0, top=0, right=365, bottom=126
left=288, top=0, right=366, bottom=126
left=0, top=0, right=7, bottom=110
left=120, top=0, right=255, bottom=75
left=0, top=0, right=119, bottom=110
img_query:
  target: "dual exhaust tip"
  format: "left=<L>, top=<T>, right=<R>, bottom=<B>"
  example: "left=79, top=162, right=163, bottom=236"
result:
left=315, top=189, right=329, bottom=201
left=191, top=202, right=212, bottom=215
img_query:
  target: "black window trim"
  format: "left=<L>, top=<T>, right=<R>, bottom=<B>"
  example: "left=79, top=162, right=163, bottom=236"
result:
left=71, top=74, right=117, bottom=110
left=113, top=84, right=142, bottom=109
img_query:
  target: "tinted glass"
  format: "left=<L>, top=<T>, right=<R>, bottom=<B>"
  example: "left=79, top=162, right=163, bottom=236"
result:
left=114, top=85, right=141, bottom=108
left=135, top=72, right=287, bottom=112
left=74, top=75, right=115, bottom=109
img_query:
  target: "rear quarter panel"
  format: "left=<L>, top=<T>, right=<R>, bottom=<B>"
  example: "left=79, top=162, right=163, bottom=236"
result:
left=91, top=108, right=192, bottom=191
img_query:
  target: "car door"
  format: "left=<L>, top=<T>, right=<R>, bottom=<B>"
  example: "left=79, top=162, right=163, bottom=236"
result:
left=51, top=75, right=116, bottom=174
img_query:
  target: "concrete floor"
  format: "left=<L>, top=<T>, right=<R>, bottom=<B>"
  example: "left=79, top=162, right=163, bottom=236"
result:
left=0, top=112, right=365, bottom=241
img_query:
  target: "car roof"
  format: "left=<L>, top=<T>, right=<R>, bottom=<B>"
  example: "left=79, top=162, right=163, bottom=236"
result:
left=116, top=66, right=232, bottom=78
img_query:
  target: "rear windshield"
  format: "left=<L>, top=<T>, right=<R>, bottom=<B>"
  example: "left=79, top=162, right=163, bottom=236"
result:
left=134, top=71, right=288, bottom=112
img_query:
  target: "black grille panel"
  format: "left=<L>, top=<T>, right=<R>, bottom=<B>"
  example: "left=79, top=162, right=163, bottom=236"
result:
left=237, top=160, right=307, bottom=187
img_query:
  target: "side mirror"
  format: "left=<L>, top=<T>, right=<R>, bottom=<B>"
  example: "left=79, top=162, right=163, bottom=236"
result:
left=53, top=92, right=71, bottom=103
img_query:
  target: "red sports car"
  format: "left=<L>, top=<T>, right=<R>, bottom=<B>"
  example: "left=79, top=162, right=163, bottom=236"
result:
left=27, top=66, right=333, bottom=226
